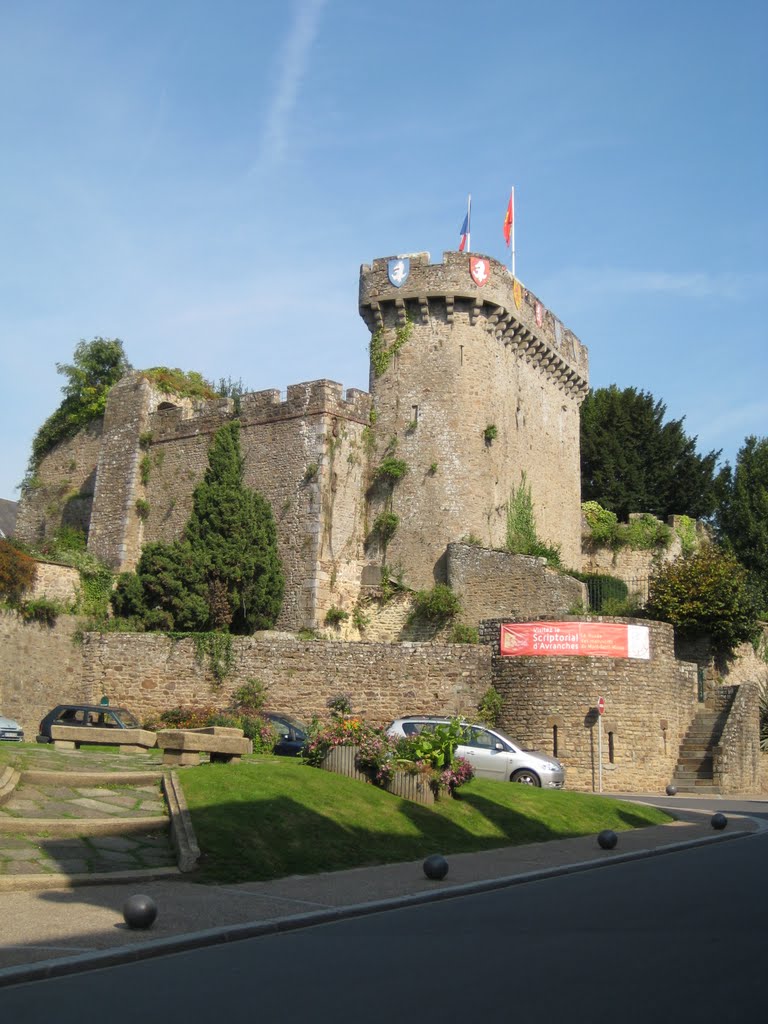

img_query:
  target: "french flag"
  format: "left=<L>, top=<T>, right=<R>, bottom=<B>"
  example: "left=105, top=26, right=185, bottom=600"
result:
left=458, top=194, right=471, bottom=252
left=458, top=212, right=469, bottom=252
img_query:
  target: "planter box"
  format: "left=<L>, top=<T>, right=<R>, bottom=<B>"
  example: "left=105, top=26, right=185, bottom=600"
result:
left=321, top=744, right=369, bottom=783
left=384, top=769, right=435, bottom=806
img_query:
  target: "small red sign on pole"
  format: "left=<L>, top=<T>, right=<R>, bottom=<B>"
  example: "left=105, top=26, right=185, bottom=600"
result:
left=597, top=696, right=606, bottom=716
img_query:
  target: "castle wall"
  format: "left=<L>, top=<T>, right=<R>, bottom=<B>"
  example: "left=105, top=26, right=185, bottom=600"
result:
left=360, top=252, right=588, bottom=589
left=79, top=631, right=490, bottom=727
left=0, top=612, right=88, bottom=737
left=125, top=378, right=371, bottom=629
left=480, top=616, right=699, bottom=792
left=447, top=543, right=586, bottom=625
left=15, top=420, right=103, bottom=546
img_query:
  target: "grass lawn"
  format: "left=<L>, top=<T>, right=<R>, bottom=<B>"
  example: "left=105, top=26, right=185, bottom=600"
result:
left=179, top=756, right=672, bottom=883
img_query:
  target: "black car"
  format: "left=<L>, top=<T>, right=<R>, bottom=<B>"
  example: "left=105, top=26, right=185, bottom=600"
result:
left=37, top=704, right=141, bottom=743
left=264, top=713, right=308, bottom=756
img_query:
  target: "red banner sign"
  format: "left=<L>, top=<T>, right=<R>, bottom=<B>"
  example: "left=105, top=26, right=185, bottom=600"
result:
left=500, top=622, right=650, bottom=659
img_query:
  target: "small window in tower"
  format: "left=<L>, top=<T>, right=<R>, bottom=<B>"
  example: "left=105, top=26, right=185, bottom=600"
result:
left=460, top=345, right=464, bottom=366
left=608, top=731, right=615, bottom=764
left=411, top=405, right=419, bottom=424
left=552, top=725, right=558, bottom=758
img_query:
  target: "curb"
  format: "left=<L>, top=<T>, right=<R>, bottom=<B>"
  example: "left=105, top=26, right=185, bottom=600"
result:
left=162, top=771, right=201, bottom=872
left=0, top=866, right=181, bottom=894
left=0, top=826, right=752, bottom=989
left=0, top=815, right=168, bottom=837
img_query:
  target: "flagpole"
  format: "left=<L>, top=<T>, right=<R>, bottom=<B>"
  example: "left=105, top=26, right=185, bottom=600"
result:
left=467, top=193, right=472, bottom=253
left=511, top=186, right=516, bottom=278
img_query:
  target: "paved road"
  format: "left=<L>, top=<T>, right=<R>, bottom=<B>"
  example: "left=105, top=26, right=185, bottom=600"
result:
left=1, top=825, right=764, bottom=1023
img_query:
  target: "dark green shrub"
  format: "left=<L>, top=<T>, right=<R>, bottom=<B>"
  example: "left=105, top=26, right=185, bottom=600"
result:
left=412, top=583, right=461, bottom=622
left=374, top=457, right=408, bottom=483
left=449, top=623, right=479, bottom=644
left=19, top=598, right=60, bottom=626
left=324, top=606, right=349, bottom=627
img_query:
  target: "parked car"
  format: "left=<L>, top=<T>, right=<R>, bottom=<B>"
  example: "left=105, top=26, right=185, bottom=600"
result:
left=0, top=714, right=24, bottom=742
left=386, top=716, right=565, bottom=788
left=37, top=704, right=141, bottom=743
left=264, top=712, right=308, bottom=756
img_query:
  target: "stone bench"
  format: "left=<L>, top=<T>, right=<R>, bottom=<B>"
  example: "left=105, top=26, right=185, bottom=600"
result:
left=50, top=725, right=157, bottom=753
left=155, top=726, right=252, bottom=766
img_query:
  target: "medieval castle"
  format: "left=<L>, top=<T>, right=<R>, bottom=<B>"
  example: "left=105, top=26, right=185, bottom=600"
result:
left=9, top=249, right=764, bottom=794
left=16, top=250, right=589, bottom=630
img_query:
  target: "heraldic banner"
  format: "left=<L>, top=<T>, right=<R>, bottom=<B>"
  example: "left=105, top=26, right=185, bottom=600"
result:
left=500, top=622, right=650, bottom=660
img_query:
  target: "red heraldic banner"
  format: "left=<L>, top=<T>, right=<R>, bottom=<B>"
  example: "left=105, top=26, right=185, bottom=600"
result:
left=500, top=622, right=650, bottom=660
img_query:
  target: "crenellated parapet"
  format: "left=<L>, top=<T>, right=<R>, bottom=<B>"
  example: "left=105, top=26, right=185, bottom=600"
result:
left=359, top=250, right=589, bottom=401
left=150, top=379, right=371, bottom=443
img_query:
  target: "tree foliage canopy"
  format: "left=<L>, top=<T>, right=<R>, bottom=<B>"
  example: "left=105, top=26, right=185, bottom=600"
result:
left=27, top=338, right=132, bottom=481
left=645, top=544, right=760, bottom=652
left=580, top=386, right=721, bottom=521
left=111, top=421, right=284, bottom=634
left=715, top=435, right=768, bottom=613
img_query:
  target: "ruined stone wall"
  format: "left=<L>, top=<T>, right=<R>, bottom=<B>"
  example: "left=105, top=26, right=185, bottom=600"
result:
left=135, top=379, right=371, bottom=629
left=29, top=562, right=80, bottom=606
left=15, top=420, right=103, bottom=546
left=480, top=616, right=698, bottom=793
left=79, top=631, right=490, bottom=727
left=712, top=682, right=763, bottom=793
left=359, top=252, right=588, bottom=590
left=0, top=612, right=88, bottom=737
left=446, top=543, right=586, bottom=625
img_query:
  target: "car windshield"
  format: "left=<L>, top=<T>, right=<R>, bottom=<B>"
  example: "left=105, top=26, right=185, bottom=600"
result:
left=115, top=709, right=139, bottom=727
left=480, top=726, right=518, bottom=749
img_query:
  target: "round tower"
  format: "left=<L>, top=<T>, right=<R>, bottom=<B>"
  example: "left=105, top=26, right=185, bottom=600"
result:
left=358, top=250, right=589, bottom=589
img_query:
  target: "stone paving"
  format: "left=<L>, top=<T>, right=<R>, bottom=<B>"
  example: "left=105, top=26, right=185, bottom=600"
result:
left=0, top=744, right=176, bottom=877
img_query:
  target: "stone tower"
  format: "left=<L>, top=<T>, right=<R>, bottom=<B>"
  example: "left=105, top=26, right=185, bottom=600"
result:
left=359, top=251, right=589, bottom=587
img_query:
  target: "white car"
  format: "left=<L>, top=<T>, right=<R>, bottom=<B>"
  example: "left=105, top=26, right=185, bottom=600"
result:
left=0, top=714, right=24, bottom=742
left=386, top=716, right=565, bottom=788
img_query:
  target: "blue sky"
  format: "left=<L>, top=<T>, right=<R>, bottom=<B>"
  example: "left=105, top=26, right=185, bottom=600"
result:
left=1, top=0, right=766, bottom=501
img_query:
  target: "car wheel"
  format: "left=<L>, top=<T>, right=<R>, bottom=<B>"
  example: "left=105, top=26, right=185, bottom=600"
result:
left=511, top=769, right=540, bottom=786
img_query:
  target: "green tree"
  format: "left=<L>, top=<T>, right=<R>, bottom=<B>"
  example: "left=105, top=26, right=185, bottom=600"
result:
left=26, top=338, right=132, bottom=481
left=580, top=386, right=721, bottom=521
left=645, top=545, right=760, bottom=652
left=184, top=421, right=284, bottom=633
left=111, top=421, right=284, bottom=633
left=715, top=435, right=768, bottom=614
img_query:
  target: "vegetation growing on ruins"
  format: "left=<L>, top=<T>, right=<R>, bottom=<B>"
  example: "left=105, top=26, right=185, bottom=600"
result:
left=111, top=421, right=284, bottom=636
left=411, top=582, right=461, bottom=622
left=139, top=367, right=218, bottom=399
left=506, top=472, right=562, bottom=566
left=477, top=685, right=503, bottom=727
left=369, top=315, right=413, bottom=377
left=580, top=385, right=722, bottom=521
left=645, top=545, right=761, bottom=653
left=324, top=605, right=349, bottom=627
left=0, top=539, right=38, bottom=603
left=581, top=501, right=673, bottom=552
left=24, top=338, right=132, bottom=487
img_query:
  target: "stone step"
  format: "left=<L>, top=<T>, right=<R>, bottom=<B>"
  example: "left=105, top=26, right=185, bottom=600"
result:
left=673, top=784, right=720, bottom=794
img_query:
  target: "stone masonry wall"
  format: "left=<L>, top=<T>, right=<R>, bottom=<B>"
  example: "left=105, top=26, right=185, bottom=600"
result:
left=15, top=420, right=103, bottom=546
left=360, top=252, right=588, bottom=590
left=480, top=616, right=698, bottom=793
left=29, top=562, right=81, bottom=606
left=447, top=543, right=586, bottom=625
left=712, top=682, right=762, bottom=793
left=0, top=613, right=87, bottom=737
left=79, top=632, right=491, bottom=727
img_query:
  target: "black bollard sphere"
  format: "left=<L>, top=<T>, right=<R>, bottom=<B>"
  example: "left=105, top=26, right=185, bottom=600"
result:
left=123, top=894, right=158, bottom=930
left=423, top=854, right=449, bottom=880
left=665, top=784, right=677, bottom=796
left=711, top=812, right=728, bottom=831
left=597, top=829, right=618, bottom=850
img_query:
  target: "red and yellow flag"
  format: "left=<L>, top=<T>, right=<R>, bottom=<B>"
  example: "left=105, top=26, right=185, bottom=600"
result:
left=503, top=192, right=514, bottom=246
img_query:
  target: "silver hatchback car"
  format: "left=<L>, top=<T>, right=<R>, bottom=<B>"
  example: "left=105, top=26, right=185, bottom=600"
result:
left=386, top=716, right=565, bottom=788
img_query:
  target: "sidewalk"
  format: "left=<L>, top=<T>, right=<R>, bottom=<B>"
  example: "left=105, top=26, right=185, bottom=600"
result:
left=0, top=802, right=760, bottom=987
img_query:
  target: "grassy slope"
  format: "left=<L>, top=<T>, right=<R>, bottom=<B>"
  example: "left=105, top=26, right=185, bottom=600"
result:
left=179, top=756, right=671, bottom=883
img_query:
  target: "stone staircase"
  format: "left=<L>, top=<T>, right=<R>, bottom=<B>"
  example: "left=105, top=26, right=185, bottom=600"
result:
left=672, top=708, right=730, bottom=794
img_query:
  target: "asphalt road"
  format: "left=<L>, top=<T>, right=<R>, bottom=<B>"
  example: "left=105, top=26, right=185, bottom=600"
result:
left=1, top=819, right=765, bottom=1023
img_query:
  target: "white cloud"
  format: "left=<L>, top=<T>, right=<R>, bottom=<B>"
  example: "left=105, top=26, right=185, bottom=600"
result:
left=252, top=0, right=328, bottom=173
left=542, top=267, right=768, bottom=302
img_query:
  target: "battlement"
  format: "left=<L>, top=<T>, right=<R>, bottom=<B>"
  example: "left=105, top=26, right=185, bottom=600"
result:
left=359, top=251, right=588, bottom=399
left=149, top=379, right=371, bottom=442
